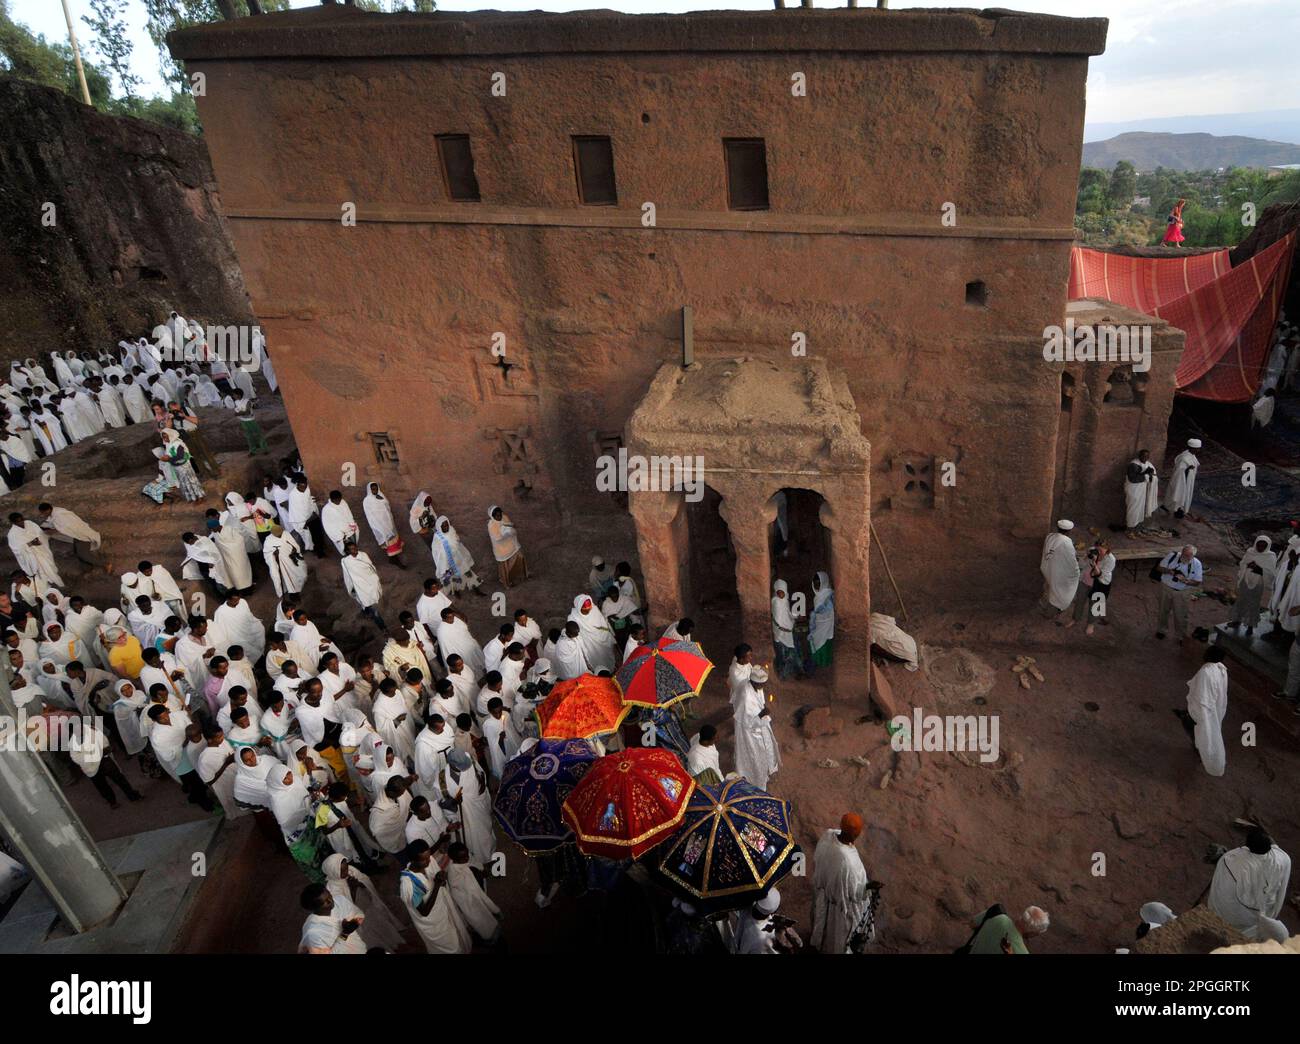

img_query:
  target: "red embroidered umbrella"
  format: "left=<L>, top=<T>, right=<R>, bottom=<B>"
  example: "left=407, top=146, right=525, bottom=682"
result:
left=561, top=748, right=696, bottom=859
left=535, top=674, right=630, bottom=741
left=615, top=638, right=714, bottom=708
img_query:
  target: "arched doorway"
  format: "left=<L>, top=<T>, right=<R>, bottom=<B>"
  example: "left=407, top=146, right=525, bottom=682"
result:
left=769, top=487, right=830, bottom=590
left=685, top=485, right=740, bottom=617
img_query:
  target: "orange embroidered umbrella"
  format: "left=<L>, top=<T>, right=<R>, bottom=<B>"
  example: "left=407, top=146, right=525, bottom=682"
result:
left=561, top=748, right=696, bottom=859
left=535, top=673, right=630, bottom=741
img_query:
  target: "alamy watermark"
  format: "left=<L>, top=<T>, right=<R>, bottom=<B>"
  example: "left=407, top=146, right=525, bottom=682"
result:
left=1043, top=319, right=1150, bottom=373
left=0, top=711, right=105, bottom=755
left=153, top=323, right=261, bottom=368
left=595, top=448, right=705, bottom=503
left=889, top=707, right=1000, bottom=763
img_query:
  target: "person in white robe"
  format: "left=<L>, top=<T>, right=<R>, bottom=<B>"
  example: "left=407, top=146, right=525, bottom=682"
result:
left=416, top=578, right=452, bottom=635
left=181, top=532, right=231, bottom=592
left=137, top=561, right=185, bottom=619
left=221, top=492, right=260, bottom=553
left=444, top=657, right=479, bottom=716
left=29, top=407, right=68, bottom=455
left=322, top=854, right=404, bottom=952
left=263, top=526, right=309, bottom=598
left=552, top=621, right=588, bottom=681
left=38, top=623, right=85, bottom=669
left=289, top=610, right=341, bottom=672
left=340, top=544, right=385, bottom=631
left=369, top=776, right=414, bottom=854
left=809, top=570, right=835, bottom=669
left=213, top=594, right=267, bottom=664
left=435, top=608, right=485, bottom=679
left=811, top=814, right=875, bottom=954
left=120, top=377, right=151, bottom=424
left=399, top=841, right=472, bottom=954
left=285, top=479, right=319, bottom=553
left=413, top=717, right=456, bottom=799
left=1039, top=520, right=1080, bottom=615
left=1163, top=438, right=1201, bottom=517
left=446, top=848, right=503, bottom=943
left=321, top=492, right=360, bottom=554
left=299, top=884, right=368, bottom=955
left=127, top=596, right=170, bottom=650
left=567, top=594, right=616, bottom=674
left=213, top=521, right=253, bottom=592
left=431, top=515, right=482, bottom=593
left=770, top=580, right=803, bottom=678
left=362, top=482, right=400, bottom=550
left=96, top=381, right=127, bottom=428
left=732, top=665, right=780, bottom=790
left=373, top=683, right=417, bottom=764
left=7, top=514, right=64, bottom=588
left=1186, top=647, right=1229, bottom=777
left=1268, top=535, right=1300, bottom=634
left=196, top=731, right=246, bottom=819
left=685, top=725, right=723, bottom=785
left=1121, top=450, right=1160, bottom=530
left=38, top=504, right=101, bottom=553
left=409, top=491, right=437, bottom=544
left=1230, top=535, right=1277, bottom=634
left=1207, top=830, right=1292, bottom=942
left=439, top=749, right=495, bottom=869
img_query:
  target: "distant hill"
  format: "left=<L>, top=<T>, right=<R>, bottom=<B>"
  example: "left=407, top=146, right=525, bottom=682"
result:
left=1085, top=109, right=1300, bottom=146
left=1081, top=132, right=1300, bottom=172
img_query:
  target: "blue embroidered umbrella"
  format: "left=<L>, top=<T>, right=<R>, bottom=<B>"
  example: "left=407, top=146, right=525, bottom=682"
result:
left=493, top=739, right=599, bottom=854
left=654, top=777, right=800, bottom=913
left=615, top=638, right=713, bottom=708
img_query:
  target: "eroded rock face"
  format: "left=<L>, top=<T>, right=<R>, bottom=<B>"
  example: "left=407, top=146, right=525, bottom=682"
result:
left=0, top=76, right=253, bottom=365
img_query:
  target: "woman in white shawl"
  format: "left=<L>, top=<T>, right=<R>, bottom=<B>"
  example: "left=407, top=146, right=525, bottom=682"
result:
left=152, top=429, right=205, bottom=502
left=51, top=352, right=76, bottom=388
left=362, top=482, right=404, bottom=566
left=1230, top=535, right=1276, bottom=635
left=233, top=747, right=277, bottom=809
left=488, top=505, right=527, bottom=587
left=221, top=492, right=260, bottom=553
left=266, top=762, right=328, bottom=881
left=39, top=622, right=85, bottom=669
left=36, top=658, right=75, bottom=710
left=431, top=515, right=482, bottom=593
left=771, top=579, right=804, bottom=679
left=732, top=664, right=781, bottom=790
left=322, top=854, right=405, bottom=952
left=213, top=520, right=253, bottom=592
left=809, top=571, right=835, bottom=670
left=567, top=594, right=616, bottom=674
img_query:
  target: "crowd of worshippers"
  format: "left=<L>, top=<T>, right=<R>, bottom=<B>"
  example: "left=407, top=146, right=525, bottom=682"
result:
left=0, top=453, right=894, bottom=953
left=1, top=311, right=276, bottom=499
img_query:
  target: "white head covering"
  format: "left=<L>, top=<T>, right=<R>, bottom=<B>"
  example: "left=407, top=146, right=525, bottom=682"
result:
left=1056, top=520, right=1074, bottom=531
left=1187, top=439, right=1202, bottom=449
left=265, top=762, right=311, bottom=833
left=755, top=888, right=781, bottom=915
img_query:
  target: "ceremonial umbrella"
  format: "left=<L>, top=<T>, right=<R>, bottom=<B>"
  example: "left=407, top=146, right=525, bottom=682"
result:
left=535, top=674, right=631, bottom=741
left=561, top=747, right=696, bottom=859
left=615, top=638, right=714, bottom=708
left=654, top=777, right=800, bottom=913
left=493, top=739, right=600, bottom=855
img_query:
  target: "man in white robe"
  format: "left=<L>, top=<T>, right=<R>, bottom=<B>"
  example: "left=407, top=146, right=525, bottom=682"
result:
left=181, top=532, right=231, bottom=593
left=552, top=621, right=588, bottom=680
left=263, top=526, right=309, bottom=598
left=285, top=478, right=320, bottom=554
left=213, top=594, right=267, bottom=664
left=321, top=492, right=360, bottom=554
left=340, top=543, right=385, bottom=632
left=439, top=749, right=495, bottom=869
left=1207, top=829, right=1292, bottom=942
left=436, top=608, right=485, bottom=678
left=1230, top=535, right=1276, bottom=634
left=416, top=578, right=452, bottom=634
left=1163, top=438, right=1201, bottom=517
left=37, top=503, right=101, bottom=568
left=413, top=716, right=456, bottom=799
left=1039, top=519, right=1080, bottom=616
left=127, top=595, right=170, bottom=649
left=7, top=513, right=63, bottom=588
left=811, top=813, right=875, bottom=954
left=732, top=664, right=780, bottom=790
left=685, top=724, right=723, bottom=783
left=137, top=560, right=185, bottom=619
left=399, top=841, right=472, bottom=954
left=446, top=846, right=503, bottom=944
left=1186, top=647, right=1229, bottom=777
left=212, top=521, right=253, bottom=592
left=1123, top=449, right=1159, bottom=532
left=96, top=380, right=127, bottom=428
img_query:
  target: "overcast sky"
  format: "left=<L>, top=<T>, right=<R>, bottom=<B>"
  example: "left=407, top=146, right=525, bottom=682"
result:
left=14, top=0, right=1299, bottom=125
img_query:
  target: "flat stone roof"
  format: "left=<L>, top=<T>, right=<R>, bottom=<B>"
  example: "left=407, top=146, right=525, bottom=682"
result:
left=169, top=6, right=1107, bottom=62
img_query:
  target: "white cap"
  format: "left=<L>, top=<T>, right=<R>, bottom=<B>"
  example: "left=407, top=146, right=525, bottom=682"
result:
left=1056, top=520, right=1074, bottom=531
left=755, top=888, right=781, bottom=915
left=751, top=666, right=769, bottom=684
left=1187, top=438, right=1202, bottom=448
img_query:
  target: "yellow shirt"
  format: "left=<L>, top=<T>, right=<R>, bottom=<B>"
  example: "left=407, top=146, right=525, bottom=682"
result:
left=109, top=638, right=145, bottom=680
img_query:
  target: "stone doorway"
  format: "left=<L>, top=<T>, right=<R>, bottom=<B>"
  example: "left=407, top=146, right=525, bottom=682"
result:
left=625, top=356, right=872, bottom=693
left=686, top=484, right=740, bottom=617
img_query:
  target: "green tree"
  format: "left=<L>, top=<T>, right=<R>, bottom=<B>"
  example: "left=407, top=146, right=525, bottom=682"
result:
left=82, top=0, right=141, bottom=100
left=0, top=0, right=113, bottom=106
left=1106, top=160, right=1137, bottom=211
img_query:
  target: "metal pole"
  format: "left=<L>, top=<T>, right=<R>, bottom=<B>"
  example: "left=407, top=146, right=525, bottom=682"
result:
left=0, top=672, right=125, bottom=934
left=59, top=0, right=93, bottom=107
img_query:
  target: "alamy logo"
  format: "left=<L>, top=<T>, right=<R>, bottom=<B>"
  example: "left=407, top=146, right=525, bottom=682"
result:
left=595, top=449, right=705, bottom=503
left=1042, top=318, right=1151, bottom=373
left=889, top=707, right=1000, bottom=763
left=49, top=976, right=151, bottom=1024
left=153, top=323, right=261, bottom=368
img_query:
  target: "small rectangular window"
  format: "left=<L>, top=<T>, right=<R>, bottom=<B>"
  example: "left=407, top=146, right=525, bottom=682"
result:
left=573, top=135, right=617, bottom=206
left=724, top=138, right=769, bottom=211
left=437, top=134, right=481, bottom=202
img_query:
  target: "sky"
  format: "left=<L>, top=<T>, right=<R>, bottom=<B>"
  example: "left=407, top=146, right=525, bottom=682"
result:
left=12, top=0, right=1300, bottom=126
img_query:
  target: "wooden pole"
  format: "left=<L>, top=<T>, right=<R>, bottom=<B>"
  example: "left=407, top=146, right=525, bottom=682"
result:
left=59, top=0, right=92, bottom=107
left=869, top=519, right=908, bottom=622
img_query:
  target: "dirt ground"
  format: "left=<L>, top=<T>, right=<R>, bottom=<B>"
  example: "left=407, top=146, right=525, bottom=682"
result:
left=6, top=384, right=1300, bottom=954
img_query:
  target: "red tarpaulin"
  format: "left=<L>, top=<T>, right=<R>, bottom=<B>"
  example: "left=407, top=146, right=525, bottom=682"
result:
left=1066, top=233, right=1295, bottom=403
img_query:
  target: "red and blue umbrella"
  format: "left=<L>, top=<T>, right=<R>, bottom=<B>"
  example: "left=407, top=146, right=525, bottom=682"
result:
left=654, top=777, right=800, bottom=912
left=616, top=638, right=713, bottom=708
left=493, top=739, right=599, bottom=854
left=562, top=747, right=695, bottom=859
